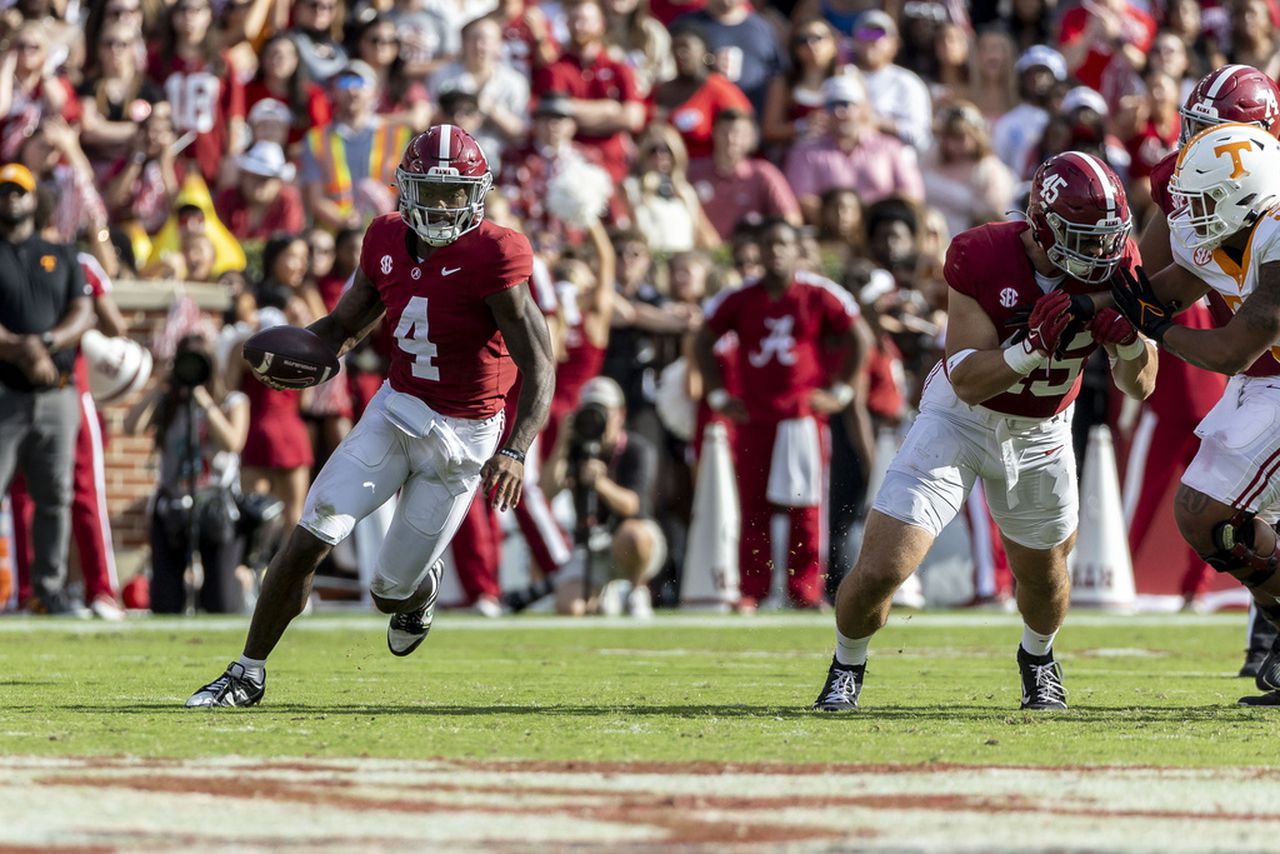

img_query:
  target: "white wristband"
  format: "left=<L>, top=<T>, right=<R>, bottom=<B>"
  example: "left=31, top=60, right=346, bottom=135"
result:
left=707, top=388, right=730, bottom=411
left=826, top=382, right=855, bottom=407
left=1002, top=340, right=1046, bottom=376
left=1115, top=337, right=1146, bottom=361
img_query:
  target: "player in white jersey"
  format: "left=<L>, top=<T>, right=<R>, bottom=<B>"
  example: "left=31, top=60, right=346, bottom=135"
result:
left=1111, top=122, right=1280, bottom=705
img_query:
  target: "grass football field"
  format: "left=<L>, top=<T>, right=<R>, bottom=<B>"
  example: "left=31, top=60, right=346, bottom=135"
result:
left=2, top=611, right=1278, bottom=852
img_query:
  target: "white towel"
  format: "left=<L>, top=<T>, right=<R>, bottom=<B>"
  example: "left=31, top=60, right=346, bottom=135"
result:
left=766, top=416, right=823, bottom=508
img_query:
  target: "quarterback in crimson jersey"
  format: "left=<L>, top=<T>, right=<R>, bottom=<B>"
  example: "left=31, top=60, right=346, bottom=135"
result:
left=814, top=152, right=1158, bottom=713
left=187, top=125, right=555, bottom=708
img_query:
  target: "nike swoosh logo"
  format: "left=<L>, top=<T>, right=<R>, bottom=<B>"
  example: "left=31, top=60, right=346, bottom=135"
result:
left=441, top=267, right=462, bottom=276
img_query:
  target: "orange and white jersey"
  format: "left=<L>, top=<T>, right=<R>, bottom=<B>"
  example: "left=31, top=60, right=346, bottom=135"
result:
left=1171, top=207, right=1280, bottom=362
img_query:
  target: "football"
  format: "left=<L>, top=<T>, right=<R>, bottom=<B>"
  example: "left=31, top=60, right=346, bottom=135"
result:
left=242, top=326, right=339, bottom=389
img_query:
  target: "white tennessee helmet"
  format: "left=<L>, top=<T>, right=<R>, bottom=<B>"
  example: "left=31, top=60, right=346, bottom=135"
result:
left=1168, top=122, right=1280, bottom=250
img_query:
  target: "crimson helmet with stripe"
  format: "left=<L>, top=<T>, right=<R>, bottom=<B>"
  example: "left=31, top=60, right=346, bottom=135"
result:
left=1179, top=64, right=1280, bottom=144
left=396, top=124, right=493, bottom=247
left=1026, top=151, right=1132, bottom=283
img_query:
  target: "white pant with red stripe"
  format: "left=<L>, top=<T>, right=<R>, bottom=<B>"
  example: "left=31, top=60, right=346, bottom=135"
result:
left=1183, top=375, right=1280, bottom=519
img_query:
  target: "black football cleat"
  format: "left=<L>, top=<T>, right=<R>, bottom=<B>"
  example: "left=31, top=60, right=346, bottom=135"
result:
left=1018, top=646, right=1068, bottom=710
left=387, top=560, right=443, bottom=657
left=185, top=662, right=265, bottom=708
left=1240, top=647, right=1268, bottom=679
left=1238, top=691, right=1280, bottom=707
left=1254, top=637, right=1280, bottom=692
left=812, top=657, right=865, bottom=711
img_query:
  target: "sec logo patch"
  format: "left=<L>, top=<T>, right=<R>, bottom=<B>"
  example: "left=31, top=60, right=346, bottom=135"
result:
left=1193, top=247, right=1213, bottom=266
left=380, top=255, right=393, bottom=275
left=411, top=267, right=422, bottom=280
left=999, top=287, right=1018, bottom=308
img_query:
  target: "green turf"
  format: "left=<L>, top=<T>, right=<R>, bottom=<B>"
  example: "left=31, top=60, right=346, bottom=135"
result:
left=0, top=613, right=1271, bottom=766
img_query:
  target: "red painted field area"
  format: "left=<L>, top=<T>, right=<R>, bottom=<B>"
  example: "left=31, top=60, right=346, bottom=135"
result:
left=3, top=756, right=1276, bottom=852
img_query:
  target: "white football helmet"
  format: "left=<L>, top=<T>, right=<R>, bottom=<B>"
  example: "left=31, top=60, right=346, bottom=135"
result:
left=1168, top=122, right=1280, bottom=250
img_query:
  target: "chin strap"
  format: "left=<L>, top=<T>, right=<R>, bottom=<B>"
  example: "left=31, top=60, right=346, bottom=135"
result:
left=1209, top=510, right=1280, bottom=589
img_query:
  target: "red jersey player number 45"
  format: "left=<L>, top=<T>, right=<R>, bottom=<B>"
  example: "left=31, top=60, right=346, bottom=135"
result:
left=188, top=124, right=555, bottom=709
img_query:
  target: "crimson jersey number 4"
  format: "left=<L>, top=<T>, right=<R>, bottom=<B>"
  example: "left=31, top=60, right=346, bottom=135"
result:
left=394, top=296, right=440, bottom=381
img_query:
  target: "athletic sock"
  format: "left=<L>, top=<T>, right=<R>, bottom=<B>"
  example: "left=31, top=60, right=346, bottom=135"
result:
left=834, top=628, right=871, bottom=667
left=1020, top=625, right=1057, bottom=658
left=237, top=655, right=266, bottom=683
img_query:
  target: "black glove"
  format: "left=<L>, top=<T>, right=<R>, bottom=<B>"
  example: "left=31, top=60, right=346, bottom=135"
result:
left=1054, top=294, right=1097, bottom=358
left=1111, top=265, right=1175, bottom=344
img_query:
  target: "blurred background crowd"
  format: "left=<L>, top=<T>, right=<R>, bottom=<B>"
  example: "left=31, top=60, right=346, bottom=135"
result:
left=0, top=0, right=1248, bottom=618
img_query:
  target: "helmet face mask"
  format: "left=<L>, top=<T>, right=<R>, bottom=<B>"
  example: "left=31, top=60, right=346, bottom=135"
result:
left=396, top=124, right=493, bottom=248
left=1044, top=210, right=1131, bottom=282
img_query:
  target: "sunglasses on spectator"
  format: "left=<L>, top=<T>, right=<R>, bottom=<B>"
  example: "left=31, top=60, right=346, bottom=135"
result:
left=101, top=38, right=133, bottom=49
left=302, top=0, right=337, bottom=10
left=333, top=75, right=369, bottom=90
left=793, top=33, right=826, bottom=46
left=645, top=145, right=672, bottom=155
left=854, top=26, right=888, bottom=41
left=826, top=100, right=856, bottom=111
left=366, top=35, right=398, bottom=46
left=15, top=42, right=44, bottom=53
left=175, top=3, right=209, bottom=14
left=105, top=3, right=140, bottom=15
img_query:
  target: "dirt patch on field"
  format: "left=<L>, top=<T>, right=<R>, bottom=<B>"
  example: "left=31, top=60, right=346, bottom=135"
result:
left=2, top=756, right=1278, bottom=853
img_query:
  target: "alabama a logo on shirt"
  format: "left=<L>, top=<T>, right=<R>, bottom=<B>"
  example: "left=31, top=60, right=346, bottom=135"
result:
left=749, top=316, right=798, bottom=367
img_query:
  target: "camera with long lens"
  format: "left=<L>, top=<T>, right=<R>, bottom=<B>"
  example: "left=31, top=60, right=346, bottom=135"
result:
left=568, top=402, right=608, bottom=466
left=171, top=347, right=213, bottom=389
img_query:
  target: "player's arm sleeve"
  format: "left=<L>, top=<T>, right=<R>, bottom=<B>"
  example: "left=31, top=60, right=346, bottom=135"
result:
left=819, top=283, right=858, bottom=337
left=942, top=231, right=979, bottom=299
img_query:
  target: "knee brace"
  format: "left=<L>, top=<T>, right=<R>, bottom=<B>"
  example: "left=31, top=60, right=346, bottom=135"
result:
left=1206, top=511, right=1280, bottom=589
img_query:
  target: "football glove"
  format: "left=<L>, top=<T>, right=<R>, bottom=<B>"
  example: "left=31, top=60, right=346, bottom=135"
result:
left=1111, top=265, right=1175, bottom=343
left=1088, top=307, right=1139, bottom=347
left=1025, top=289, right=1073, bottom=357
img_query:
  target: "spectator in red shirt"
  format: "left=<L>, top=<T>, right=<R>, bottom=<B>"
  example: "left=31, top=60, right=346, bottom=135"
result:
left=0, top=21, right=80, bottom=162
left=494, top=0, right=560, bottom=78
left=147, top=0, right=247, bottom=187
left=244, top=34, right=333, bottom=149
left=1123, top=69, right=1181, bottom=220
left=214, top=141, right=306, bottom=243
left=652, top=21, right=753, bottom=161
left=762, top=18, right=839, bottom=149
left=687, top=108, right=802, bottom=241
left=532, top=0, right=645, bottom=182
left=1057, top=0, right=1155, bottom=95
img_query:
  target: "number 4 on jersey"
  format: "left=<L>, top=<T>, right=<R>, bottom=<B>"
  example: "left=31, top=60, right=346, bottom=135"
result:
left=394, top=296, right=440, bottom=381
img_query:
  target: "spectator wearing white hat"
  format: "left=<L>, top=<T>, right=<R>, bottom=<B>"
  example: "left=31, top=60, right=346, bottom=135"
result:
left=783, top=72, right=924, bottom=225
left=246, top=99, right=296, bottom=150
left=850, top=10, right=933, bottom=151
left=214, top=141, right=305, bottom=242
left=991, top=44, right=1066, bottom=177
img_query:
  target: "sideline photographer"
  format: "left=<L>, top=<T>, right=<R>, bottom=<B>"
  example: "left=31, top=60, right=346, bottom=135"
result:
left=542, top=376, right=665, bottom=618
left=125, top=333, right=257, bottom=613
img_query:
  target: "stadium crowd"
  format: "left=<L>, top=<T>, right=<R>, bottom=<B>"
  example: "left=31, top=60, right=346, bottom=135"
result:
left=0, top=0, right=1244, bottom=618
